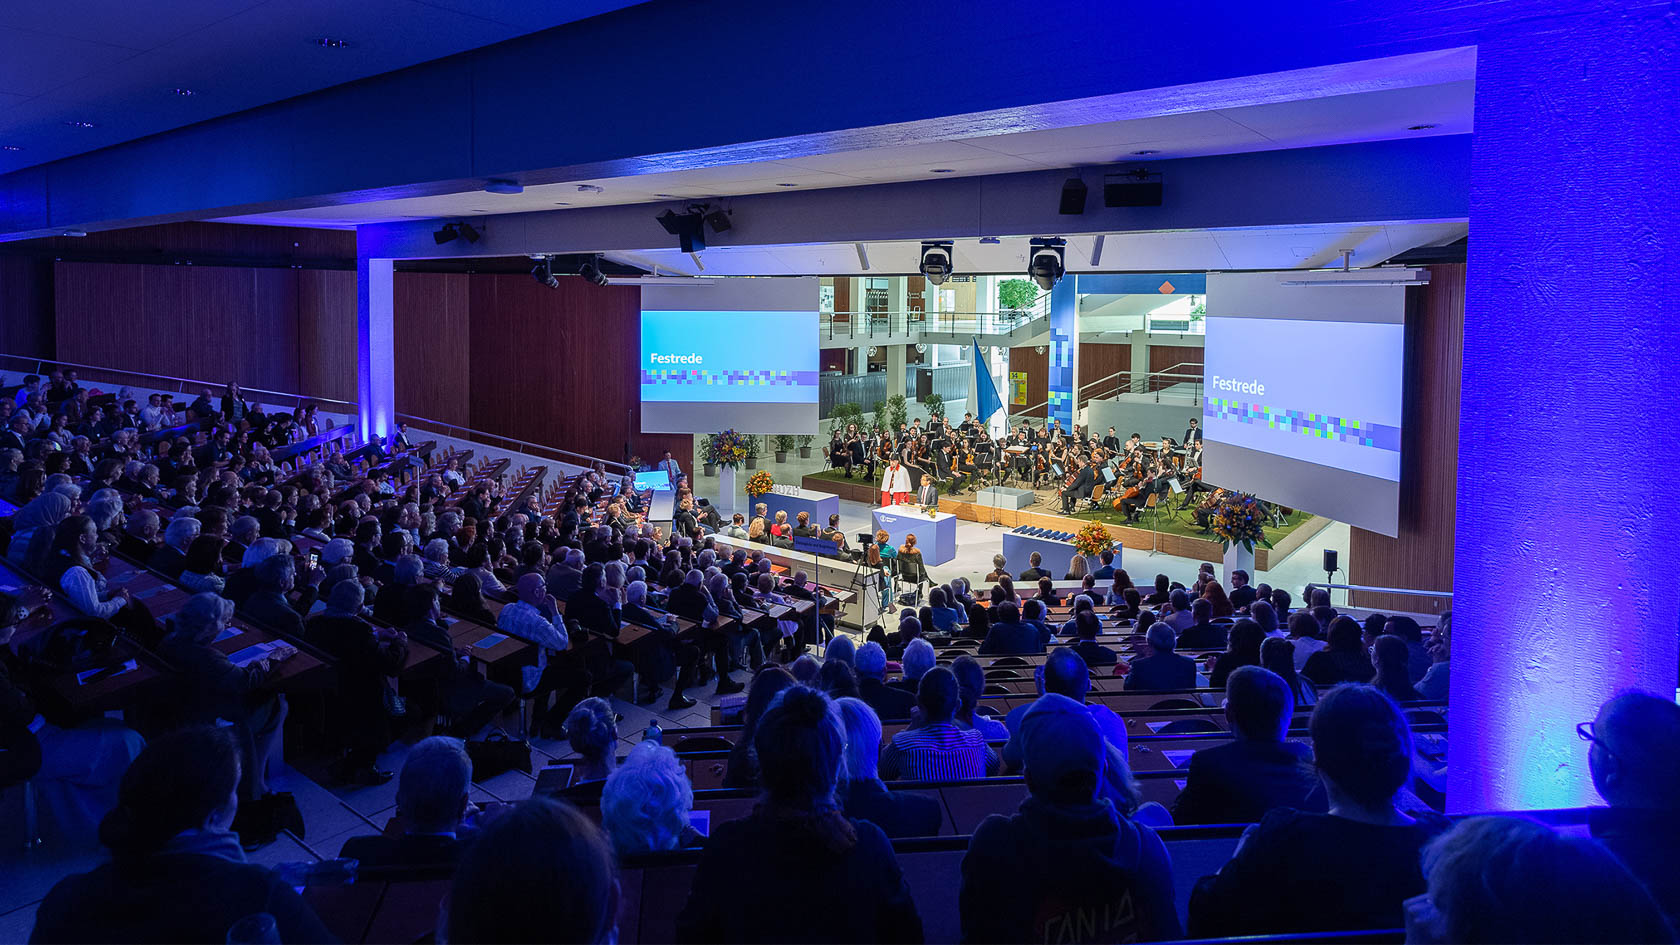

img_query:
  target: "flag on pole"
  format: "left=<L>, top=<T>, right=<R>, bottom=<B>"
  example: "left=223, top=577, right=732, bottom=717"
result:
left=973, top=338, right=1003, bottom=424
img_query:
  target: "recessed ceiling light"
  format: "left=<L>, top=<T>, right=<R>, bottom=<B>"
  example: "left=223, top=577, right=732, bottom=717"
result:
left=979, top=236, right=1000, bottom=244
left=0, top=145, right=21, bottom=152
left=64, top=120, right=96, bottom=129
left=1408, top=123, right=1437, bottom=131
left=930, top=168, right=956, bottom=174
left=776, top=182, right=799, bottom=187
left=1131, top=149, right=1159, bottom=155
left=171, top=87, right=196, bottom=96
left=316, top=37, right=352, bottom=48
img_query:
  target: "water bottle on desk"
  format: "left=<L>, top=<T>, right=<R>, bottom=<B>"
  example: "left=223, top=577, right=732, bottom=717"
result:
left=643, top=722, right=663, bottom=745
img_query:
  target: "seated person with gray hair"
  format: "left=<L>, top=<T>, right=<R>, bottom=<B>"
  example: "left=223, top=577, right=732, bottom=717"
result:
left=117, top=507, right=162, bottom=561
left=889, top=637, right=937, bottom=697
left=1582, top=688, right=1680, bottom=927
left=373, top=553, right=425, bottom=626
left=602, top=741, right=699, bottom=855
left=1124, top=622, right=1198, bottom=691
left=854, top=641, right=916, bottom=720
left=149, top=514, right=200, bottom=579
left=224, top=514, right=261, bottom=565
left=560, top=697, right=619, bottom=799
left=340, top=736, right=474, bottom=869
left=837, top=697, right=941, bottom=838
left=1171, top=666, right=1325, bottom=825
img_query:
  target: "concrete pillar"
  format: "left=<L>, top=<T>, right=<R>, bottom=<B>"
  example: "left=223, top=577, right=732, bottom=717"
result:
left=1449, top=10, right=1680, bottom=812
left=355, top=255, right=396, bottom=444
left=1129, top=329, right=1151, bottom=395
left=886, top=344, right=908, bottom=404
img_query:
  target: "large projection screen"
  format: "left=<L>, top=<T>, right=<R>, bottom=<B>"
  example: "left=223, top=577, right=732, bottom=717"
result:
left=1202, top=272, right=1405, bottom=537
left=640, top=278, right=819, bottom=434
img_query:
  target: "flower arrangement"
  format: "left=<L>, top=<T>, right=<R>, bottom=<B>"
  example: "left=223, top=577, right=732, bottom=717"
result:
left=1211, top=493, right=1274, bottom=552
left=745, top=470, right=775, bottom=498
left=705, top=430, right=752, bottom=469
left=1072, top=520, right=1114, bottom=559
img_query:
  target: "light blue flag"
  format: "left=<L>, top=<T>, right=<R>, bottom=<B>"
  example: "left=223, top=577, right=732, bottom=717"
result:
left=973, top=338, right=1003, bottom=424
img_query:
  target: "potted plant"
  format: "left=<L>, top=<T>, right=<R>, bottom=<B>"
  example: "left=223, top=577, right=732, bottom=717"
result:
left=744, top=434, right=762, bottom=470
left=796, top=434, right=814, bottom=458
left=923, top=393, right=945, bottom=423
left=773, top=434, right=796, bottom=463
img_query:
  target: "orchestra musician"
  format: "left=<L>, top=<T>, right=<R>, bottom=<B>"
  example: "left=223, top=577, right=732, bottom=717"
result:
left=1118, top=460, right=1162, bottom=522
left=1059, top=456, right=1096, bottom=513
left=879, top=457, right=913, bottom=507
left=1184, top=417, right=1204, bottom=447
left=1101, top=426, right=1121, bottom=451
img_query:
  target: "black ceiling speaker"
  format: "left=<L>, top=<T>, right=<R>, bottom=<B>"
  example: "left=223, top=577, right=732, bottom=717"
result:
left=1103, top=168, right=1164, bottom=207
left=656, top=209, right=707, bottom=253
left=1059, top=177, right=1088, bottom=214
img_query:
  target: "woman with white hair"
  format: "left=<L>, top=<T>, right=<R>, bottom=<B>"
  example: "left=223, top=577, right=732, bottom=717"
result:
left=602, top=742, right=698, bottom=856
left=835, top=697, right=942, bottom=838
left=85, top=494, right=125, bottom=545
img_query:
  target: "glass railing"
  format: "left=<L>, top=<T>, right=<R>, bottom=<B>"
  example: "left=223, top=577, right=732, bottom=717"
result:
left=819, top=302, right=1052, bottom=342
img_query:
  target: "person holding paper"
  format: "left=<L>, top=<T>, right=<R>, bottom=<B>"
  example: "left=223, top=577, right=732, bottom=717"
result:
left=879, top=459, right=912, bottom=507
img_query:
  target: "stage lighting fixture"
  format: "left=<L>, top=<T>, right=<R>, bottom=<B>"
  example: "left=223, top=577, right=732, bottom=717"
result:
left=1102, top=168, right=1163, bottom=207
left=531, top=256, right=559, bottom=289
left=1058, top=177, right=1088, bottom=214
left=918, top=241, right=955, bottom=286
left=1027, top=238, right=1066, bottom=291
left=457, top=222, right=481, bottom=243
left=656, top=208, right=707, bottom=253
left=578, top=256, right=610, bottom=287
left=703, top=208, right=732, bottom=233
left=433, top=223, right=459, bottom=245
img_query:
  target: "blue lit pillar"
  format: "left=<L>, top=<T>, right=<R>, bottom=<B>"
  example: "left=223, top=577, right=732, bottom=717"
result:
left=1046, top=278, right=1077, bottom=431
left=1450, top=12, right=1680, bottom=812
left=356, top=255, right=396, bottom=444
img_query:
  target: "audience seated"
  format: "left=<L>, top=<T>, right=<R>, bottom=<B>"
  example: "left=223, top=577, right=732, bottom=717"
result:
left=676, top=685, right=923, bottom=942
left=836, top=696, right=942, bottom=838
left=880, top=667, right=999, bottom=781
left=1372, top=633, right=1425, bottom=702
left=854, top=641, right=916, bottom=720
left=978, top=601, right=1043, bottom=655
left=1124, top=623, right=1197, bottom=691
left=601, top=741, right=697, bottom=855
left=444, top=797, right=620, bottom=944
left=1176, top=598, right=1227, bottom=650
left=1408, top=815, right=1674, bottom=944
left=1301, top=614, right=1376, bottom=686
left=1188, top=683, right=1446, bottom=937
left=1582, top=688, right=1680, bottom=927
left=31, top=727, right=332, bottom=944
left=339, top=736, right=473, bottom=869
left=960, top=692, right=1182, bottom=943
left=1171, top=666, right=1326, bottom=825
left=563, top=697, right=619, bottom=798
left=1207, top=618, right=1264, bottom=689
left=723, top=666, right=797, bottom=789
left=304, top=578, right=407, bottom=785
left=950, top=655, right=1010, bottom=741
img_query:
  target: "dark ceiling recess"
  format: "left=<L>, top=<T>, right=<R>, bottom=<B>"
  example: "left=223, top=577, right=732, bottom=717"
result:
left=1383, top=236, right=1466, bottom=266
left=393, top=254, right=648, bottom=277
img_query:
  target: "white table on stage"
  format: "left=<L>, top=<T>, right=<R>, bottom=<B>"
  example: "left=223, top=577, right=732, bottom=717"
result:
left=871, top=505, right=958, bottom=566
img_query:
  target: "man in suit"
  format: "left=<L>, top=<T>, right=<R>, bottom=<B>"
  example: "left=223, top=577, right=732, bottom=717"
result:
left=1177, top=599, right=1228, bottom=650
left=1017, top=551, right=1048, bottom=583
left=979, top=603, right=1044, bottom=656
left=1171, top=666, right=1324, bottom=825
left=1228, top=569, right=1258, bottom=611
left=1123, top=623, right=1198, bottom=691
left=1091, top=549, right=1117, bottom=581
left=915, top=474, right=939, bottom=511
left=339, top=736, right=473, bottom=869
left=1059, top=457, right=1096, bottom=513
left=855, top=642, right=917, bottom=720
left=1183, top=417, right=1203, bottom=448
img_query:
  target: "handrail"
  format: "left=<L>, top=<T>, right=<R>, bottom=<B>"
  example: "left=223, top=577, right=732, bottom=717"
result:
left=1320, top=583, right=1453, bottom=599
left=819, top=304, right=1052, bottom=343
left=395, top=413, right=633, bottom=476
left=0, top=353, right=359, bottom=414
left=1080, top=360, right=1203, bottom=405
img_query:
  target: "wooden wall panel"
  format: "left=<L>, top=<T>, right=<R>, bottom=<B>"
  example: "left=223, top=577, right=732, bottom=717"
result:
left=464, top=275, right=691, bottom=468
left=394, top=271, right=471, bottom=427
left=0, top=257, right=55, bottom=359
left=297, top=269, right=357, bottom=405
left=1079, top=342, right=1129, bottom=394
left=58, top=261, right=168, bottom=381
left=1148, top=344, right=1203, bottom=390
left=1348, top=263, right=1464, bottom=615
left=1007, top=346, right=1047, bottom=419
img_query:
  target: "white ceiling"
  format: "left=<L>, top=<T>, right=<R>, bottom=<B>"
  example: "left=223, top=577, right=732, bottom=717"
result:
left=217, top=78, right=1475, bottom=228
left=0, top=0, right=644, bottom=170
left=599, top=223, right=1468, bottom=278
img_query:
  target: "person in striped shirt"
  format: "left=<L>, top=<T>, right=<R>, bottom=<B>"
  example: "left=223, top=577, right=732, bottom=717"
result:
left=878, top=667, right=999, bottom=781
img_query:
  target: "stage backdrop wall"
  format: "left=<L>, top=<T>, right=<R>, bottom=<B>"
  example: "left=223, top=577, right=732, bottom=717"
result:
left=1347, top=263, right=1464, bottom=614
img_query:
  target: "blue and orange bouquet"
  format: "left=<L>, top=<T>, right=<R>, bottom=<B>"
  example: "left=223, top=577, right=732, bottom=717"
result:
left=1072, top=520, right=1114, bottom=559
left=705, top=430, right=752, bottom=469
left=745, top=470, right=775, bottom=498
left=1211, top=493, right=1273, bottom=552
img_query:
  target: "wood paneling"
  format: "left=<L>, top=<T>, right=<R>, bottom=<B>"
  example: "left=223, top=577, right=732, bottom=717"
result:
left=2, top=221, right=356, bottom=266
left=0, top=257, right=54, bottom=359
left=1079, top=342, right=1129, bottom=395
left=1348, top=263, right=1464, bottom=615
left=1007, top=346, right=1047, bottom=418
left=394, top=271, right=471, bottom=427
left=1148, top=344, right=1203, bottom=390
left=462, top=274, right=691, bottom=467
left=296, top=269, right=357, bottom=404
left=57, top=262, right=162, bottom=378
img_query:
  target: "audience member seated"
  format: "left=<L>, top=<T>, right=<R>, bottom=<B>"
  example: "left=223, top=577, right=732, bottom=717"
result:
left=979, top=601, right=1043, bottom=655
left=854, top=641, right=916, bottom=720
left=1003, top=648, right=1129, bottom=789
left=836, top=697, right=942, bottom=838
left=1069, top=609, right=1117, bottom=667
left=960, top=692, right=1182, bottom=943
left=1124, top=622, right=1197, bottom=691
left=1372, top=633, right=1425, bottom=702
left=562, top=697, right=619, bottom=798
left=1582, top=688, right=1680, bottom=927
left=950, top=655, right=1010, bottom=741
left=1260, top=635, right=1317, bottom=707
left=46, top=515, right=133, bottom=621
left=880, top=667, right=999, bottom=780
left=1301, top=615, right=1376, bottom=687
left=305, top=579, right=407, bottom=785
left=676, top=685, right=923, bottom=942
left=1416, top=612, right=1450, bottom=701
left=601, top=740, right=698, bottom=855
left=1171, top=666, right=1325, bottom=825
left=31, top=727, right=332, bottom=944
left=723, top=666, right=797, bottom=789
left=1285, top=608, right=1327, bottom=669
left=403, top=584, right=517, bottom=739
left=1207, top=617, right=1264, bottom=689
left=1188, top=683, right=1446, bottom=937
left=1176, top=598, right=1227, bottom=650
left=1161, top=588, right=1195, bottom=632
left=1407, top=815, right=1674, bottom=944
left=443, top=797, right=620, bottom=945
left=148, top=513, right=200, bottom=579
left=892, top=638, right=936, bottom=695
left=339, top=736, right=473, bottom=869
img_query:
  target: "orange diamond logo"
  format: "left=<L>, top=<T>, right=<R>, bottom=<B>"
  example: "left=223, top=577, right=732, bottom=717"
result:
left=1158, top=280, right=1175, bottom=294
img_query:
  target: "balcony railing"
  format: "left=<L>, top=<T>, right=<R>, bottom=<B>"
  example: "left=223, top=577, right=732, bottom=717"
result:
left=819, top=299, right=1052, bottom=343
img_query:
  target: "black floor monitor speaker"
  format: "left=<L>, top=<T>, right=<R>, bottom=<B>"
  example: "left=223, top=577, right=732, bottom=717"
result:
left=1322, top=549, right=1338, bottom=574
